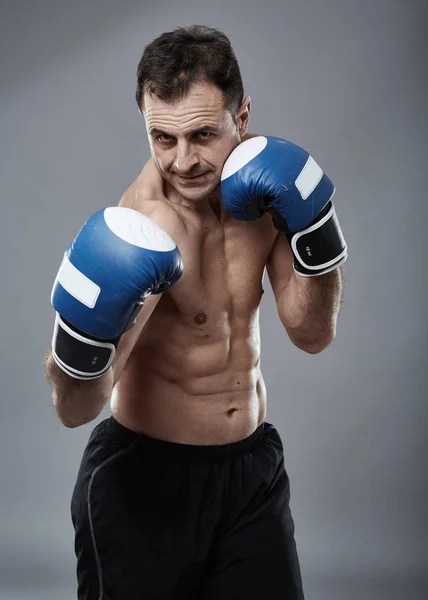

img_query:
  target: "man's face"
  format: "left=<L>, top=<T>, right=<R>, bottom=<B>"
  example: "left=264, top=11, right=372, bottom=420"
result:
left=143, top=80, right=249, bottom=203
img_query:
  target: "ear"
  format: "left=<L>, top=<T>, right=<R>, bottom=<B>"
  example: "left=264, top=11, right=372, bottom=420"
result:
left=236, top=96, right=251, bottom=137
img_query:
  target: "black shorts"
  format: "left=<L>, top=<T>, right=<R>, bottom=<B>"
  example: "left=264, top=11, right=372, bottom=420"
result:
left=71, top=416, right=305, bottom=599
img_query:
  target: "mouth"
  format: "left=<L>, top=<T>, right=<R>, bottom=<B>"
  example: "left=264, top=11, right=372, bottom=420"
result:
left=176, top=173, right=210, bottom=185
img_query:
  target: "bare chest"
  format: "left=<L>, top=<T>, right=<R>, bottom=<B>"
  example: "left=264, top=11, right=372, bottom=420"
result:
left=162, top=213, right=276, bottom=335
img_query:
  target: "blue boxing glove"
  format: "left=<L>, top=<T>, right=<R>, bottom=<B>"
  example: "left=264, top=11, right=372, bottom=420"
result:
left=51, top=207, right=183, bottom=379
left=221, top=136, right=347, bottom=277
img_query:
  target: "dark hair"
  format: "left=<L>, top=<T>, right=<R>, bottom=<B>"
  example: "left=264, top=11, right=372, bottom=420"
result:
left=136, top=25, right=244, bottom=118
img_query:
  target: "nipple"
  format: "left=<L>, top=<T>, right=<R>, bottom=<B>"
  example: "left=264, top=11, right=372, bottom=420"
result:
left=194, top=312, right=208, bottom=325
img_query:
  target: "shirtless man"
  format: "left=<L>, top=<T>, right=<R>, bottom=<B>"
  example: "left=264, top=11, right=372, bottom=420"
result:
left=44, top=25, right=346, bottom=600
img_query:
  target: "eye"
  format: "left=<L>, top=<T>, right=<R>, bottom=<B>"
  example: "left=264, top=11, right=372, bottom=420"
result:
left=156, top=134, right=173, bottom=143
left=197, top=131, right=213, bottom=139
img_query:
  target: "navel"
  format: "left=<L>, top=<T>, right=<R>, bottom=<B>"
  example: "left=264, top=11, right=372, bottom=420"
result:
left=194, top=312, right=208, bottom=325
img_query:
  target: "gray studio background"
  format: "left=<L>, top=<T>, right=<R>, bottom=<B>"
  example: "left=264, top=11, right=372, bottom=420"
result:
left=1, top=0, right=426, bottom=599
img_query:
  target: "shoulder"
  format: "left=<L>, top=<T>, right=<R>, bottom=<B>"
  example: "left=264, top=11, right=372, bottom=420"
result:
left=119, top=159, right=186, bottom=247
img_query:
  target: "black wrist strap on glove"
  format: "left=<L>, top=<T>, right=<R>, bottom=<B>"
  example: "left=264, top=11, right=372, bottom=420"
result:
left=284, top=201, right=348, bottom=277
left=51, top=313, right=118, bottom=380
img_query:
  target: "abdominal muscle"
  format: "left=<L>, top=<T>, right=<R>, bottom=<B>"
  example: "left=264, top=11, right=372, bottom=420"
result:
left=110, top=312, right=267, bottom=445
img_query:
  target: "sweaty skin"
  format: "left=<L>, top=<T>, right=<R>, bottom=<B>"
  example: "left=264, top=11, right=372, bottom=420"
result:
left=110, top=82, right=291, bottom=445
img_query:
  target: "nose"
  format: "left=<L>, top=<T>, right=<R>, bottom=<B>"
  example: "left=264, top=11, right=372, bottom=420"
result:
left=173, top=141, right=200, bottom=175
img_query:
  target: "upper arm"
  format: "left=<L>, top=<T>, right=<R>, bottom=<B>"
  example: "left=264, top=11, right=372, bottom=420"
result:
left=111, top=293, right=162, bottom=386
left=265, top=231, right=294, bottom=306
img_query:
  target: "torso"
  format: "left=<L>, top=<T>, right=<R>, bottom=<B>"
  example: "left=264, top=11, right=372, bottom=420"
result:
left=111, top=158, right=278, bottom=444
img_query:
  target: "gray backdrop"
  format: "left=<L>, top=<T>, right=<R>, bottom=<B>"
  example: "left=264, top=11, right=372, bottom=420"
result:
left=1, top=0, right=426, bottom=598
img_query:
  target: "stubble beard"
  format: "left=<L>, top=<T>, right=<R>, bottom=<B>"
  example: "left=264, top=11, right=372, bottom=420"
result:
left=173, top=176, right=221, bottom=204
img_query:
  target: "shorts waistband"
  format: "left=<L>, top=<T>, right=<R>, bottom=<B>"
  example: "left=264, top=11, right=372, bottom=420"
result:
left=106, top=416, right=267, bottom=462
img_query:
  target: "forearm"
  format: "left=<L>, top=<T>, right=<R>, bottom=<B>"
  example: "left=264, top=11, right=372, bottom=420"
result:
left=279, top=268, right=344, bottom=352
left=44, top=349, right=113, bottom=428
